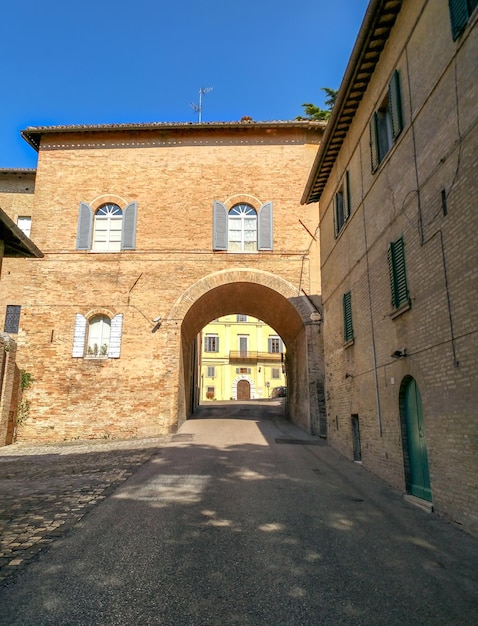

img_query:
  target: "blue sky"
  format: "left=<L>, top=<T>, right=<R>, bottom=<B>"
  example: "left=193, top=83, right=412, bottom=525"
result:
left=1, top=0, right=369, bottom=169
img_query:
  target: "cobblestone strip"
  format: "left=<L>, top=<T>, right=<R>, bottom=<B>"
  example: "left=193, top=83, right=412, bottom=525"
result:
left=0, top=438, right=168, bottom=585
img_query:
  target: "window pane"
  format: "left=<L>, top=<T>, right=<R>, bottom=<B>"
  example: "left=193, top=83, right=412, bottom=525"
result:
left=87, top=315, right=111, bottom=356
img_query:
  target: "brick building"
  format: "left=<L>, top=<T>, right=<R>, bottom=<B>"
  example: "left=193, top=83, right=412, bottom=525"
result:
left=0, top=121, right=326, bottom=443
left=0, top=183, right=43, bottom=445
left=302, top=0, right=478, bottom=534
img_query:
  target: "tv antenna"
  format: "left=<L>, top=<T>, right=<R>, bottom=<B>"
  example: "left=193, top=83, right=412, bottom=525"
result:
left=190, top=86, right=213, bottom=122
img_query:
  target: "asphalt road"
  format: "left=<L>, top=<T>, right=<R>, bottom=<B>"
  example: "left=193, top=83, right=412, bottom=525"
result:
left=0, top=401, right=477, bottom=625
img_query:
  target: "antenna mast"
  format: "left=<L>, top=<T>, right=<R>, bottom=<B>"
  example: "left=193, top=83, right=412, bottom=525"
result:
left=190, top=86, right=213, bottom=122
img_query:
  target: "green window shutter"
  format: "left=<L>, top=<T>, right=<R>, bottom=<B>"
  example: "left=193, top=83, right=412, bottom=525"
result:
left=370, top=113, right=379, bottom=173
left=108, top=314, right=123, bottom=358
left=343, top=291, right=354, bottom=343
left=72, top=313, right=87, bottom=357
left=121, top=202, right=137, bottom=250
left=388, top=237, right=410, bottom=309
left=449, top=0, right=470, bottom=40
left=389, top=70, right=403, bottom=141
left=344, top=170, right=351, bottom=220
left=333, top=194, right=338, bottom=237
left=213, top=201, right=228, bottom=250
left=76, top=202, right=93, bottom=250
left=258, top=201, right=273, bottom=250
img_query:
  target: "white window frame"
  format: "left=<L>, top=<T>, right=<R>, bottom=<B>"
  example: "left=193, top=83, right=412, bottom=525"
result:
left=204, top=334, right=219, bottom=352
left=17, top=216, right=32, bottom=237
left=92, top=204, right=123, bottom=252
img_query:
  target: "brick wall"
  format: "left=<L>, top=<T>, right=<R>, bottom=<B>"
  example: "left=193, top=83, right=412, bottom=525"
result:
left=317, top=1, right=478, bottom=534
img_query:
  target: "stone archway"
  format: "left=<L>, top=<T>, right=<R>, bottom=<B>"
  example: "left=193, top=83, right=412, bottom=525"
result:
left=167, top=269, right=325, bottom=435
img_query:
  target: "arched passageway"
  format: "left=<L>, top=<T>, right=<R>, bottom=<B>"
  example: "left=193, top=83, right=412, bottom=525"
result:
left=168, top=269, right=325, bottom=436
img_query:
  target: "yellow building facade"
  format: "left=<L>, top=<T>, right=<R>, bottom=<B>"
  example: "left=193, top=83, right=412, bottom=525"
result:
left=201, top=315, right=286, bottom=401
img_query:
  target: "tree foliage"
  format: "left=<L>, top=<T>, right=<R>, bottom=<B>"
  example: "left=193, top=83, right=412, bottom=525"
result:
left=296, top=87, right=338, bottom=121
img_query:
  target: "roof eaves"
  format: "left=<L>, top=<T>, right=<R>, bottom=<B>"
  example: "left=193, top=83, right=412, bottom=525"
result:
left=21, top=120, right=326, bottom=152
left=301, top=0, right=403, bottom=205
left=0, top=208, right=43, bottom=258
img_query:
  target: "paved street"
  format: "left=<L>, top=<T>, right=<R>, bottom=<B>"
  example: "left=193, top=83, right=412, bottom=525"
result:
left=0, top=401, right=477, bottom=625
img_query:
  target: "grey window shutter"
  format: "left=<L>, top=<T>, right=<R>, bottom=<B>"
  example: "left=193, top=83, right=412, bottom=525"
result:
left=344, top=170, right=351, bottom=221
left=72, top=313, right=87, bottom=357
left=389, top=70, right=403, bottom=141
left=213, top=201, right=228, bottom=250
left=449, top=0, right=470, bottom=40
left=121, top=202, right=137, bottom=250
left=108, top=314, right=123, bottom=358
left=76, top=202, right=93, bottom=250
left=370, top=113, right=379, bottom=172
left=258, top=202, right=273, bottom=250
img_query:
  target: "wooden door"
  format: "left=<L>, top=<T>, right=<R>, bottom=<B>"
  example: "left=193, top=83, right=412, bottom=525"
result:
left=237, top=380, right=250, bottom=400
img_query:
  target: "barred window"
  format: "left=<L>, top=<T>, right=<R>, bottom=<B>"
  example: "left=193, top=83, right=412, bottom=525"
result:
left=4, top=305, right=21, bottom=334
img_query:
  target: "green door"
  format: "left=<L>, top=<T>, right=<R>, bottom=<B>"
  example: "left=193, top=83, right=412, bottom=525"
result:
left=404, top=379, right=432, bottom=501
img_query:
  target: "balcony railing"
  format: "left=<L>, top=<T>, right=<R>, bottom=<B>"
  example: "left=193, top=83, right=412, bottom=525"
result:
left=229, top=350, right=282, bottom=362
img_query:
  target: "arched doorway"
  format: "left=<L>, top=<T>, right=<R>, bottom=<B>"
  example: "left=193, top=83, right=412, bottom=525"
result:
left=168, top=269, right=325, bottom=435
left=237, top=379, right=251, bottom=400
left=400, top=377, right=432, bottom=502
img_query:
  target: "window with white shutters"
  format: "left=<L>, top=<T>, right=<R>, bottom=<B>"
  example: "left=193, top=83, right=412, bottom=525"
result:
left=72, top=312, right=123, bottom=358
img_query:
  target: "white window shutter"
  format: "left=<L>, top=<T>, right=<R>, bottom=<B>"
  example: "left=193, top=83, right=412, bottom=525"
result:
left=72, top=314, right=87, bottom=357
left=213, top=201, right=228, bottom=250
left=258, top=202, right=273, bottom=250
left=108, top=314, right=123, bottom=358
left=76, top=202, right=93, bottom=250
left=121, top=202, right=137, bottom=250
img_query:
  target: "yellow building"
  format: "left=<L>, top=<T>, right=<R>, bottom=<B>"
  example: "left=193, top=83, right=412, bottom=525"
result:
left=201, top=315, right=286, bottom=401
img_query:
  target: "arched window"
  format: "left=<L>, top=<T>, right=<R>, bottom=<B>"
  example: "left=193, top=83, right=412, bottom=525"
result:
left=76, top=201, right=137, bottom=251
left=228, top=204, right=257, bottom=252
left=87, top=315, right=111, bottom=357
left=93, top=204, right=123, bottom=252
left=212, top=200, right=273, bottom=252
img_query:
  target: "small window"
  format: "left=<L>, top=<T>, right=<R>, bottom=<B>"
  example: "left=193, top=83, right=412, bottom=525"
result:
left=449, top=0, right=478, bottom=40
left=268, top=336, right=283, bottom=353
left=207, top=366, right=216, bottom=377
left=237, top=367, right=251, bottom=374
left=17, top=217, right=32, bottom=237
left=238, top=335, right=248, bottom=356
left=4, top=305, right=21, bottom=334
left=204, top=335, right=219, bottom=352
left=343, top=292, right=354, bottom=344
left=86, top=315, right=111, bottom=357
left=237, top=314, right=247, bottom=322
left=370, top=70, right=403, bottom=172
left=334, top=171, right=351, bottom=236
left=388, top=237, right=410, bottom=310
left=206, top=386, right=215, bottom=399
left=271, top=368, right=280, bottom=379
